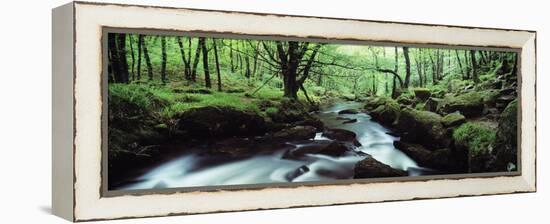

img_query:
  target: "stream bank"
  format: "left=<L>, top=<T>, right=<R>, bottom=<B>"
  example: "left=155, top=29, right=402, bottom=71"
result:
left=111, top=101, right=429, bottom=190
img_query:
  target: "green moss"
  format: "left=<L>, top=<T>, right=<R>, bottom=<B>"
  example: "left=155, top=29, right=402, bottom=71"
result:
left=453, top=122, right=496, bottom=156
left=442, top=112, right=466, bottom=127
left=265, top=107, right=279, bottom=115
left=415, top=102, right=426, bottom=110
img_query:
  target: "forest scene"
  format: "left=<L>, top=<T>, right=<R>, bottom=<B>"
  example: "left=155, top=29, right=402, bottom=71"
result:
left=107, top=32, right=519, bottom=190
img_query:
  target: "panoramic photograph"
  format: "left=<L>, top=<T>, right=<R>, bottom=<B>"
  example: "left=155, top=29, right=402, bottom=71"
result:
left=106, top=32, right=519, bottom=191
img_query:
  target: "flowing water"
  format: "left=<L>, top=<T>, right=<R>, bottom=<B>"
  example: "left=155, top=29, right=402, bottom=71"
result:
left=117, top=101, right=428, bottom=190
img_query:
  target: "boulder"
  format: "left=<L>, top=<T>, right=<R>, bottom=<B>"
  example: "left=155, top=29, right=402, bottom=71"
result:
left=338, top=108, right=359, bottom=114
left=394, top=141, right=466, bottom=172
left=342, top=118, right=358, bottom=124
left=273, top=126, right=317, bottom=141
left=437, top=90, right=499, bottom=118
left=354, top=157, right=407, bottom=178
left=437, top=91, right=485, bottom=117
left=364, top=96, right=391, bottom=111
left=452, top=122, right=497, bottom=172
left=492, top=100, right=518, bottom=171
left=424, top=97, right=441, bottom=112
left=496, top=95, right=516, bottom=112
left=395, top=108, right=450, bottom=149
left=370, top=104, right=400, bottom=126
left=322, top=128, right=361, bottom=146
left=269, top=98, right=311, bottom=123
left=210, top=137, right=258, bottom=157
left=442, top=112, right=466, bottom=127
left=366, top=98, right=401, bottom=126
left=286, top=141, right=352, bottom=158
left=176, top=106, right=266, bottom=138
left=413, top=88, right=431, bottom=101
left=293, top=117, right=325, bottom=131
left=396, top=94, right=415, bottom=106
left=318, top=141, right=351, bottom=157
left=285, top=165, right=310, bottom=181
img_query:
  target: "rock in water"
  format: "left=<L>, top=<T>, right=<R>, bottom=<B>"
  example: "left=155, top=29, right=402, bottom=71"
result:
left=394, top=141, right=466, bottom=172
left=442, top=112, right=466, bottom=127
left=288, top=141, right=352, bottom=158
left=273, top=126, right=317, bottom=141
left=338, top=109, right=359, bottom=114
left=354, top=157, right=407, bottom=178
left=286, top=165, right=310, bottom=181
left=322, top=128, right=361, bottom=146
left=342, top=118, right=358, bottom=124
left=318, top=141, right=351, bottom=157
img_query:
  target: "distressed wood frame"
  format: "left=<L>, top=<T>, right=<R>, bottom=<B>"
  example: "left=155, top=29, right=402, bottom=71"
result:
left=52, top=1, right=536, bottom=222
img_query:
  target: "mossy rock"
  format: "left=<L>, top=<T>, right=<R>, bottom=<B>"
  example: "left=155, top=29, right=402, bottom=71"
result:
left=447, top=79, right=466, bottom=93
left=396, top=93, right=415, bottom=106
left=371, top=103, right=401, bottom=126
left=437, top=91, right=485, bottom=117
left=365, top=97, right=401, bottom=126
left=492, top=100, right=518, bottom=171
left=394, top=141, right=466, bottom=172
left=413, top=88, right=431, bottom=101
left=269, top=98, right=311, bottom=123
left=176, top=106, right=267, bottom=138
left=452, top=122, right=496, bottom=172
left=396, top=108, right=450, bottom=149
left=364, top=96, right=392, bottom=111
left=442, top=112, right=466, bottom=127
left=437, top=90, right=499, bottom=117
left=424, top=97, right=442, bottom=112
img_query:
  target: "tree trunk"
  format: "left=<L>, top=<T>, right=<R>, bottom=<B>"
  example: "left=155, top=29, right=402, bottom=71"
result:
left=429, top=52, right=437, bottom=85
left=107, top=33, right=121, bottom=82
left=142, top=36, right=153, bottom=81
left=402, top=46, right=411, bottom=88
left=128, top=35, right=135, bottom=81
left=177, top=37, right=191, bottom=80
left=213, top=39, right=222, bottom=91
left=392, top=47, right=399, bottom=98
left=229, top=41, right=235, bottom=73
left=455, top=50, right=465, bottom=80
left=470, top=50, right=480, bottom=83
left=200, top=38, right=211, bottom=88
left=137, top=35, right=143, bottom=80
left=191, top=39, right=201, bottom=82
left=109, top=33, right=130, bottom=83
left=414, top=49, right=423, bottom=87
left=278, top=42, right=300, bottom=99
left=160, top=36, right=167, bottom=84
left=245, top=55, right=251, bottom=79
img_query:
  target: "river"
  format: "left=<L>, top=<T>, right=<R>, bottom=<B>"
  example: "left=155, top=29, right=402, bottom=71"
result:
left=116, top=101, right=429, bottom=190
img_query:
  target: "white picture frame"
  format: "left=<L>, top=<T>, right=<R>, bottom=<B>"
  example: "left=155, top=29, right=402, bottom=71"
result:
left=52, top=1, right=536, bottom=221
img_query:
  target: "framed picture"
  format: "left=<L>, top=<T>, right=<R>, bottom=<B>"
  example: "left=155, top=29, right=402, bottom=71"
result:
left=52, top=1, right=536, bottom=222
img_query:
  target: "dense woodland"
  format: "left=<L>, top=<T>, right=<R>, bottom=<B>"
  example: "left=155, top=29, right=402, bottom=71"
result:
left=108, top=33, right=519, bottom=188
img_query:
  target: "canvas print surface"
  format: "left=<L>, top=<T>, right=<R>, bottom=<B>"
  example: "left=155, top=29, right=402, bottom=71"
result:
left=106, top=32, right=519, bottom=191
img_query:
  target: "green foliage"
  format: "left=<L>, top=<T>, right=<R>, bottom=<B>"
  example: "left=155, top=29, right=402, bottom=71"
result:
left=108, top=84, right=170, bottom=113
left=453, top=122, right=496, bottom=156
